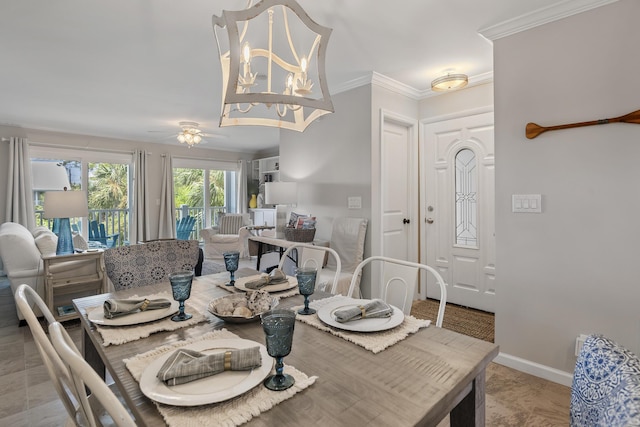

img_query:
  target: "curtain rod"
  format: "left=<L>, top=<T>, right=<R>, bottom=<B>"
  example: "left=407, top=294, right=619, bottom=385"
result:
left=29, top=141, right=135, bottom=155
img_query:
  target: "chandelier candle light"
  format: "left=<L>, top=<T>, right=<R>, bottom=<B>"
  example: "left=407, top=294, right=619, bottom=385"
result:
left=212, top=0, right=334, bottom=131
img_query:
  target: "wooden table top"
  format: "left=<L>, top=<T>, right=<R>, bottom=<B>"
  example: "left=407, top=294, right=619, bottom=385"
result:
left=73, top=272, right=499, bottom=426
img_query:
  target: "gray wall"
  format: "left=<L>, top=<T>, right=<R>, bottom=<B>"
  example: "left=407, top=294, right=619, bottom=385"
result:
left=494, top=0, right=640, bottom=375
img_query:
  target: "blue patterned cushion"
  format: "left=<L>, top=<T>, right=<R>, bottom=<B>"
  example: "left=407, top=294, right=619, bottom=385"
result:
left=104, top=240, right=200, bottom=290
left=571, top=334, right=640, bottom=427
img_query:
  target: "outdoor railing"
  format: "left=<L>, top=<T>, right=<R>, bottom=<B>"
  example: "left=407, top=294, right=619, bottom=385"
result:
left=35, top=205, right=229, bottom=245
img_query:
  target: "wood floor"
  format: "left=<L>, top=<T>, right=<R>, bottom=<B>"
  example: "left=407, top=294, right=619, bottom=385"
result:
left=0, top=261, right=571, bottom=426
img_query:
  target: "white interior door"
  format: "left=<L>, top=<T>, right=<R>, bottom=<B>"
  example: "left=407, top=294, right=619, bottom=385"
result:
left=380, top=113, right=418, bottom=298
left=421, top=112, right=495, bottom=312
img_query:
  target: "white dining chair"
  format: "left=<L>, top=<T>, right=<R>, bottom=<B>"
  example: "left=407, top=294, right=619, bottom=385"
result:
left=346, top=256, right=447, bottom=327
left=277, top=243, right=342, bottom=293
left=49, top=322, right=137, bottom=427
left=14, top=284, right=130, bottom=426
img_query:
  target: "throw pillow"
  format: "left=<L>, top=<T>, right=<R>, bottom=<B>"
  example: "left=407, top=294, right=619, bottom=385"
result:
left=72, top=232, right=88, bottom=251
left=34, top=232, right=58, bottom=257
left=32, top=226, right=52, bottom=239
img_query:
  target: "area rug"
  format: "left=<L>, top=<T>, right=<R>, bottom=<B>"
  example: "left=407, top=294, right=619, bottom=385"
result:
left=410, top=298, right=495, bottom=343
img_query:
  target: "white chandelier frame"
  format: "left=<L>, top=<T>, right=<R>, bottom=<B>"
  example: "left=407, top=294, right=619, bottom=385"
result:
left=212, top=0, right=334, bottom=131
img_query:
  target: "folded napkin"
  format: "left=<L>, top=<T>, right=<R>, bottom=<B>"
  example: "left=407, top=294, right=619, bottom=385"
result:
left=334, top=299, right=394, bottom=323
left=157, top=347, right=262, bottom=386
left=244, top=269, right=289, bottom=290
left=103, top=298, right=172, bottom=319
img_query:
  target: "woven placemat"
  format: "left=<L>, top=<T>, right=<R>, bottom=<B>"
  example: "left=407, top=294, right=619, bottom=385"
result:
left=124, top=326, right=317, bottom=427
left=87, top=292, right=207, bottom=346
left=293, top=295, right=430, bottom=354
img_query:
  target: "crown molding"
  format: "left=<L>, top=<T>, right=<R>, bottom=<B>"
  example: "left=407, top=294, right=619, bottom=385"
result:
left=332, top=70, right=494, bottom=100
left=479, top=0, right=619, bottom=41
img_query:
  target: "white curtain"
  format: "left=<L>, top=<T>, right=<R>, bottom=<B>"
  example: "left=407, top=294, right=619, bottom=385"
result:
left=158, top=153, right=175, bottom=239
left=133, top=149, right=150, bottom=243
left=6, top=137, right=35, bottom=229
left=237, top=160, right=248, bottom=213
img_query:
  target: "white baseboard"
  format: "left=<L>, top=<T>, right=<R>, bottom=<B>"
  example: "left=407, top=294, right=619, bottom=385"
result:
left=494, top=352, right=574, bottom=387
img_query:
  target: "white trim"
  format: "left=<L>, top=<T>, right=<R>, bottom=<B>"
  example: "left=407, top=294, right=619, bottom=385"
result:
left=332, top=71, right=494, bottom=100
left=420, top=106, right=494, bottom=126
left=479, top=0, right=619, bottom=41
left=172, top=157, right=240, bottom=171
left=494, top=352, right=574, bottom=387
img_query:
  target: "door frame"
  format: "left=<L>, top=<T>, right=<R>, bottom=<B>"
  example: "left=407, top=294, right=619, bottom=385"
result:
left=418, top=106, right=494, bottom=300
left=371, top=109, right=419, bottom=298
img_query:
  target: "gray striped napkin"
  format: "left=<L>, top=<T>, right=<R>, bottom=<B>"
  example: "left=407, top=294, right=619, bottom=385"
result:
left=334, top=299, right=394, bottom=323
left=103, top=298, right=172, bottom=319
left=157, top=347, right=262, bottom=386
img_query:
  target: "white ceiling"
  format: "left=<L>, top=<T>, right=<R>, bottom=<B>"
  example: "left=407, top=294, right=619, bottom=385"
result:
left=0, top=0, right=600, bottom=153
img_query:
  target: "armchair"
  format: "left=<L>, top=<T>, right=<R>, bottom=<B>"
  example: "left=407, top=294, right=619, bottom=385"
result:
left=201, top=213, right=252, bottom=259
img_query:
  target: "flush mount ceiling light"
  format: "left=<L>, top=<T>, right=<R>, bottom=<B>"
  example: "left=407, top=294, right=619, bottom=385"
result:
left=177, top=121, right=203, bottom=147
left=431, top=73, right=469, bottom=92
left=212, top=0, right=334, bottom=132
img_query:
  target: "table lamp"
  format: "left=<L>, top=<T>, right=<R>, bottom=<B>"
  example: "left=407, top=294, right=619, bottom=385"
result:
left=43, top=188, right=89, bottom=255
left=265, top=182, right=297, bottom=238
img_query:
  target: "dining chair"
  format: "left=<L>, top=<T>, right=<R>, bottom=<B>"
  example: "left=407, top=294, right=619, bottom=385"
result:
left=49, top=322, right=137, bottom=427
left=14, top=284, right=126, bottom=426
left=277, top=243, right=342, bottom=293
left=346, top=256, right=447, bottom=327
left=570, top=334, right=640, bottom=427
left=320, top=217, right=368, bottom=296
left=104, top=239, right=200, bottom=290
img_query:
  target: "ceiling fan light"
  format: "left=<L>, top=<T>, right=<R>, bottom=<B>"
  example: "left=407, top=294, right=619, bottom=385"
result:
left=193, top=134, right=202, bottom=144
left=177, top=133, right=186, bottom=143
left=431, top=73, right=468, bottom=91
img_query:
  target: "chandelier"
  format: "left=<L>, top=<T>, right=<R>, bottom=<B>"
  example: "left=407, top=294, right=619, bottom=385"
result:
left=212, top=0, right=334, bottom=132
left=176, top=121, right=203, bottom=147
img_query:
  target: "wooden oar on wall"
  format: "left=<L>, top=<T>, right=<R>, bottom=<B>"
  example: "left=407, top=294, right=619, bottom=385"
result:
left=525, top=109, right=640, bottom=139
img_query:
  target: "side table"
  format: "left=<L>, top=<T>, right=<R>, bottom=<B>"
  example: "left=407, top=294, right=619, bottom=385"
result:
left=43, top=250, right=107, bottom=321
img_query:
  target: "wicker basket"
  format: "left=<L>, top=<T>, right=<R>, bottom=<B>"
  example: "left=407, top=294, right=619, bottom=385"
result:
left=284, top=227, right=316, bottom=242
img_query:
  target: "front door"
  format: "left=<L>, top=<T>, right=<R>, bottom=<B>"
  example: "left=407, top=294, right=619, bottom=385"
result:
left=421, top=112, right=495, bottom=312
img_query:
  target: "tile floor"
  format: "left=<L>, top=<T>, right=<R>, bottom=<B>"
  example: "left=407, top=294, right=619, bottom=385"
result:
left=0, top=258, right=571, bottom=426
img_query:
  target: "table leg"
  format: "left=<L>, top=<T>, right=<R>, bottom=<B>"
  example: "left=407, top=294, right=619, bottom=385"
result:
left=450, top=370, right=485, bottom=427
left=82, top=326, right=106, bottom=379
left=256, top=241, right=264, bottom=271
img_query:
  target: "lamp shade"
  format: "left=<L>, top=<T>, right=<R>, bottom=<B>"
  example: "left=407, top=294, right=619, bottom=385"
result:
left=32, top=162, right=70, bottom=191
left=265, top=182, right=297, bottom=205
left=43, top=190, right=89, bottom=219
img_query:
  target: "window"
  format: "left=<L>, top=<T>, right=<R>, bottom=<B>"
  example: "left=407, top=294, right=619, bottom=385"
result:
left=173, top=158, right=240, bottom=239
left=30, top=146, right=133, bottom=246
left=455, top=148, right=477, bottom=247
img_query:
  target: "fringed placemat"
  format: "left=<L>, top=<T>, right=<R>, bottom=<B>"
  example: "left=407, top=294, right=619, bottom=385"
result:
left=124, top=327, right=317, bottom=427
left=86, top=292, right=207, bottom=346
left=294, top=295, right=430, bottom=354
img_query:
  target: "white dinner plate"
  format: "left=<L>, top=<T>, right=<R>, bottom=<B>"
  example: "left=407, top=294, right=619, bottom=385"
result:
left=139, top=339, right=273, bottom=406
left=88, top=301, right=180, bottom=326
left=316, top=298, right=405, bottom=332
left=233, top=274, right=298, bottom=293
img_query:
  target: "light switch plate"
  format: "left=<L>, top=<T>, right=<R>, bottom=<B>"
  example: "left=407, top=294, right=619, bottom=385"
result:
left=348, top=196, right=361, bottom=209
left=512, top=194, right=542, bottom=213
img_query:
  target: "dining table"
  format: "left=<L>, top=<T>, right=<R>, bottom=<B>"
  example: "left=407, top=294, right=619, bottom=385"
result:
left=73, top=269, right=499, bottom=427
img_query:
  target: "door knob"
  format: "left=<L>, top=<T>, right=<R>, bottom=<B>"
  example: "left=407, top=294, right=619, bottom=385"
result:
left=426, top=218, right=434, bottom=224
left=402, top=218, right=410, bottom=224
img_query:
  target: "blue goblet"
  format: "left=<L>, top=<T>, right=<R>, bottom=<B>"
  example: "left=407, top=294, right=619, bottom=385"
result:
left=295, top=267, right=317, bottom=315
left=261, top=309, right=296, bottom=391
left=169, top=271, right=194, bottom=321
left=223, top=251, right=240, bottom=286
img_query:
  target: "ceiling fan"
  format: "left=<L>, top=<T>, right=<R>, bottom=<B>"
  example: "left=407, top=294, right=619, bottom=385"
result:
left=148, top=121, right=227, bottom=148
